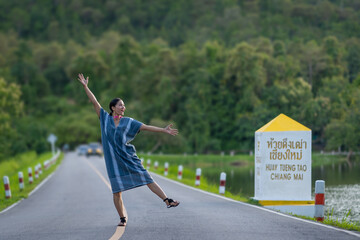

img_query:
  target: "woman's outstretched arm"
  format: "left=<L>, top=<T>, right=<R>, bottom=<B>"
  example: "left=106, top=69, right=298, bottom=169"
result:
left=77, top=73, right=101, bottom=118
left=140, top=124, right=178, bottom=136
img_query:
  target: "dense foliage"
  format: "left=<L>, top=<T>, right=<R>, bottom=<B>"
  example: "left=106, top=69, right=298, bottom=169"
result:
left=1, top=0, right=360, bottom=161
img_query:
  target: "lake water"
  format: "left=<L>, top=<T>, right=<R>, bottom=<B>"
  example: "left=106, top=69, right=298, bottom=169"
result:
left=202, top=159, right=360, bottom=223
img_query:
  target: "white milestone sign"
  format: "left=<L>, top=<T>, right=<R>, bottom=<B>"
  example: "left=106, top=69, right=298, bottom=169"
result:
left=47, top=133, right=57, bottom=156
left=254, top=114, right=312, bottom=202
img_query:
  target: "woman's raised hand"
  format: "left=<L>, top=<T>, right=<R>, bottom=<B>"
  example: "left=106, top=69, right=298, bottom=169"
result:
left=77, top=73, right=89, bottom=87
left=165, top=124, right=178, bottom=136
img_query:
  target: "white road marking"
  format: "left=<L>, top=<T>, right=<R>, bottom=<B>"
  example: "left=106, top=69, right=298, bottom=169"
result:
left=83, top=158, right=128, bottom=240
left=84, top=158, right=112, bottom=190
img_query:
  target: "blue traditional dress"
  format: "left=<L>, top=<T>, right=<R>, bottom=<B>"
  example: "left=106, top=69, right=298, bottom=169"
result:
left=99, top=108, right=154, bottom=193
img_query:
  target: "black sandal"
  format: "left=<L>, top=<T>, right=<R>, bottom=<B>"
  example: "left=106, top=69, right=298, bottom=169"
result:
left=117, top=217, right=126, bottom=227
left=163, top=198, right=180, bottom=208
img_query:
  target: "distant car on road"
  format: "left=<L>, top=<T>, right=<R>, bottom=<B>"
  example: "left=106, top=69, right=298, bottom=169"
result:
left=77, top=144, right=89, bottom=156
left=87, top=142, right=103, bottom=156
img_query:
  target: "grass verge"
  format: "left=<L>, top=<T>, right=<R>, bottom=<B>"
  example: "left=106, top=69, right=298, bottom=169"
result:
left=0, top=151, right=63, bottom=211
left=294, top=211, right=360, bottom=232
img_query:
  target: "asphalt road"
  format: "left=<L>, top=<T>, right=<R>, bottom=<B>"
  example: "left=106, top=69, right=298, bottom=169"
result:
left=0, top=152, right=359, bottom=240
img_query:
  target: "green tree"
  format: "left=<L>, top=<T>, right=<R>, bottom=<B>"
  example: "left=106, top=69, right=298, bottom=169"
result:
left=273, top=40, right=286, bottom=58
left=53, top=109, right=100, bottom=149
left=33, top=42, right=70, bottom=95
left=300, top=97, right=331, bottom=145
left=322, top=36, right=343, bottom=64
left=0, top=78, right=23, bottom=160
left=68, top=52, right=109, bottom=103
left=299, top=40, right=327, bottom=94
left=325, top=88, right=360, bottom=167
left=345, top=38, right=360, bottom=82
left=10, top=42, right=50, bottom=109
left=9, top=8, right=30, bottom=37
left=318, top=76, right=349, bottom=118
left=110, top=36, right=143, bottom=100
left=224, top=42, right=266, bottom=112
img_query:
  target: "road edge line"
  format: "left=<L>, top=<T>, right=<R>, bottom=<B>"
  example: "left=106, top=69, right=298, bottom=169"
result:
left=28, top=172, right=55, bottom=197
left=0, top=198, right=24, bottom=215
left=151, top=172, right=360, bottom=238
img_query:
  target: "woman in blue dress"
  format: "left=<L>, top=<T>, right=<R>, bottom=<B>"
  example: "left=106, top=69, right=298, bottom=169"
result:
left=77, top=73, right=180, bottom=227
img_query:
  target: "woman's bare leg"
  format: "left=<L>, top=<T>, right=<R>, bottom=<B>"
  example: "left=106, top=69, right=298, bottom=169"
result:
left=147, top=182, right=179, bottom=207
left=147, top=182, right=167, bottom=200
left=113, top=192, right=125, bottom=218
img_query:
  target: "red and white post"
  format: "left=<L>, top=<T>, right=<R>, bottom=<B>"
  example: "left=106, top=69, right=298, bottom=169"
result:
left=43, top=160, right=49, bottom=170
left=219, top=172, right=226, bottom=194
left=38, top=164, right=43, bottom=175
left=28, top=167, right=33, bottom=184
left=154, top=161, right=158, bottom=170
left=178, top=165, right=183, bottom=180
left=3, top=176, right=11, bottom=199
left=164, top=162, right=169, bottom=176
left=314, top=180, right=325, bottom=222
left=35, top=165, right=39, bottom=179
left=195, top=168, right=201, bottom=186
left=18, top=172, right=24, bottom=190
left=147, top=159, right=151, bottom=170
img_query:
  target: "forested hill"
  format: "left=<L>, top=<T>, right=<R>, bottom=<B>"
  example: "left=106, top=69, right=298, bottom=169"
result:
left=1, top=0, right=360, bottom=161
left=1, top=0, right=360, bottom=46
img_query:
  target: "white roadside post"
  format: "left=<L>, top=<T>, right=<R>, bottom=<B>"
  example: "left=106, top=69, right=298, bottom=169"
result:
left=147, top=159, right=151, bottom=170
left=314, top=180, right=325, bottom=222
left=219, top=172, right=226, bottom=194
left=178, top=165, right=183, bottom=180
left=28, top=167, right=33, bottom=184
left=154, top=161, right=158, bottom=170
left=164, top=162, right=169, bottom=176
left=195, top=168, right=201, bottom=186
left=18, top=172, right=24, bottom=190
left=3, top=176, right=11, bottom=199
